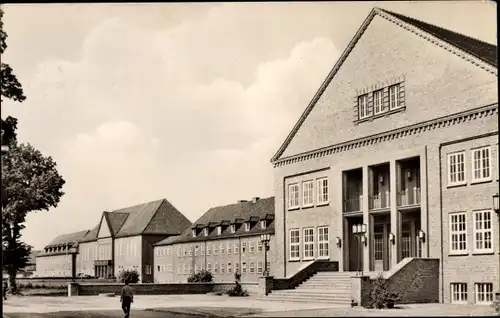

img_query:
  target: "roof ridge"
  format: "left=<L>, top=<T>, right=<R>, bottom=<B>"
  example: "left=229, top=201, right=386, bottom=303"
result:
left=378, top=8, right=496, bottom=47
left=139, top=198, right=165, bottom=234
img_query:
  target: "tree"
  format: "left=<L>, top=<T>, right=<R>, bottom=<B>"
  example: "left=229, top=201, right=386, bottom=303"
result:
left=118, top=269, right=140, bottom=284
left=2, top=143, right=65, bottom=292
left=1, top=7, right=26, bottom=147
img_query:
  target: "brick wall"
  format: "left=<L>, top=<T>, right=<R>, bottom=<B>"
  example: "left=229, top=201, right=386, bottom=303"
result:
left=17, top=277, right=115, bottom=288
left=74, top=282, right=258, bottom=296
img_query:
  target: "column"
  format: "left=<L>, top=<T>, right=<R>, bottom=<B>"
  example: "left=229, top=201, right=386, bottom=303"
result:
left=389, top=160, right=399, bottom=268
left=335, top=170, right=345, bottom=272
left=362, top=166, right=370, bottom=273
left=419, top=149, right=429, bottom=258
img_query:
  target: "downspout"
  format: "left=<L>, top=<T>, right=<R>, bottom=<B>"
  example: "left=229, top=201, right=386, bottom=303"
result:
left=238, top=236, right=241, bottom=276
left=438, top=144, right=444, bottom=303
left=283, top=176, right=287, bottom=278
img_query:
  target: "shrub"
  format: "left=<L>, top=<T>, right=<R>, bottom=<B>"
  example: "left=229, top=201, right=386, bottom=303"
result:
left=363, top=274, right=400, bottom=309
left=187, top=269, right=213, bottom=283
left=492, top=294, right=500, bottom=316
left=118, top=269, right=140, bottom=284
left=226, top=272, right=249, bottom=297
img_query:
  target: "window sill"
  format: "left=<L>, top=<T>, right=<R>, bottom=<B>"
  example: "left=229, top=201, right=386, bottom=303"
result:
left=317, top=256, right=330, bottom=260
left=446, top=183, right=467, bottom=189
left=289, top=259, right=300, bottom=262
left=448, top=252, right=469, bottom=257
left=354, top=106, right=406, bottom=125
left=301, top=205, right=314, bottom=210
left=472, top=251, right=495, bottom=256
left=317, top=202, right=330, bottom=207
left=288, top=207, right=300, bottom=211
left=470, top=179, right=492, bottom=185
left=303, top=258, right=315, bottom=261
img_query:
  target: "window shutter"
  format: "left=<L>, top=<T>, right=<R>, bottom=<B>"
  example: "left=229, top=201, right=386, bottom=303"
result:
left=367, top=92, right=373, bottom=117
left=398, top=82, right=405, bottom=107
left=382, top=87, right=389, bottom=112
left=353, top=96, right=359, bottom=121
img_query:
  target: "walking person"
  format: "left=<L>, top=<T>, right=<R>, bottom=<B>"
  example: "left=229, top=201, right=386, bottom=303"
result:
left=120, top=279, right=134, bottom=318
left=3, top=279, right=8, bottom=300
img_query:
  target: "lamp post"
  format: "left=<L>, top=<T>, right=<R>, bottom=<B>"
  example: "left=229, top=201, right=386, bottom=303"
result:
left=260, top=233, right=271, bottom=276
left=493, top=194, right=499, bottom=303
left=352, top=223, right=367, bottom=276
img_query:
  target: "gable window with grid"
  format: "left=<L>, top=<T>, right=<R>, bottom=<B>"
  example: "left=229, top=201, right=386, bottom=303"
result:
left=473, top=210, right=493, bottom=253
left=318, top=226, right=329, bottom=258
left=388, top=84, right=401, bottom=110
left=288, top=183, right=300, bottom=209
left=451, top=283, right=467, bottom=304
left=302, top=180, right=314, bottom=207
left=450, top=213, right=467, bottom=254
left=373, top=89, right=384, bottom=114
left=303, top=228, right=315, bottom=260
left=317, top=178, right=329, bottom=205
left=472, top=147, right=491, bottom=182
left=475, top=283, right=493, bottom=304
left=448, top=152, right=466, bottom=186
left=358, top=94, right=369, bottom=119
left=289, top=229, right=300, bottom=261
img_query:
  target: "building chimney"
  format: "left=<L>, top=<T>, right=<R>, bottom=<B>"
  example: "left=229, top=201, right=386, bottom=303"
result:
left=237, top=200, right=248, bottom=204
left=252, top=197, right=260, bottom=203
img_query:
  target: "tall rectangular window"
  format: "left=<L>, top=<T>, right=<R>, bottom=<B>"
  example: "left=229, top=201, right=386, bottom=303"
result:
left=249, top=242, right=255, bottom=253
left=214, top=263, right=218, bottom=274
left=249, top=262, right=255, bottom=273
left=448, top=152, right=466, bottom=186
left=220, top=263, right=225, bottom=274
left=302, top=180, right=314, bottom=207
left=235, top=263, right=240, bottom=274
left=288, top=183, right=300, bottom=209
left=257, top=262, right=263, bottom=274
left=207, top=244, right=211, bottom=256
left=473, top=210, right=493, bottom=253
left=373, top=89, right=384, bottom=114
left=358, top=94, right=369, bottom=119
left=317, top=178, right=329, bottom=204
left=227, top=243, right=232, bottom=254
left=318, top=226, right=329, bottom=258
left=207, top=263, right=212, bottom=273
left=213, top=244, right=218, bottom=255
left=289, top=229, right=300, bottom=261
left=200, top=246, right=205, bottom=256
left=472, top=147, right=491, bottom=182
left=388, top=84, right=401, bottom=109
left=227, top=263, right=232, bottom=274
left=450, top=213, right=467, bottom=254
left=220, top=243, right=225, bottom=255
left=241, top=242, right=247, bottom=253
left=451, top=283, right=467, bottom=304
left=242, top=262, right=247, bottom=273
left=257, top=241, right=263, bottom=252
left=234, top=242, right=239, bottom=254
left=475, top=283, right=493, bottom=304
left=303, top=228, right=315, bottom=260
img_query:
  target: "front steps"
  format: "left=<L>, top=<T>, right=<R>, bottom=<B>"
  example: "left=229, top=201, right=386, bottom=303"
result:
left=258, top=272, right=352, bottom=305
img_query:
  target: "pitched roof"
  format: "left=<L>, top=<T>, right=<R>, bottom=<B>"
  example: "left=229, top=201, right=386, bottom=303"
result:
left=104, top=211, right=129, bottom=235
left=81, top=224, right=99, bottom=242
left=271, top=7, right=497, bottom=163
left=45, top=230, right=90, bottom=248
left=381, top=9, right=497, bottom=67
left=156, top=197, right=275, bottom=246
left=155, top=235, right=180, bottom=246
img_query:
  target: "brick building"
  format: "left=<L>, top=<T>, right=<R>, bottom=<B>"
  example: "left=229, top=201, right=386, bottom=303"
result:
left=36, top=230, right=88, bottom=277
left=270, top=8, right=498, bottom=305
left=37, top=198, right=191, bottom=283
left=154, top=197, right=276, bottom=283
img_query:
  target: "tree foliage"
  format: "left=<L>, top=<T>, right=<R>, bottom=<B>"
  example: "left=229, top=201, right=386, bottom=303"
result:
left=118, top=269, right=140, bottom=284
left=187, top=269, right=213, bottom=283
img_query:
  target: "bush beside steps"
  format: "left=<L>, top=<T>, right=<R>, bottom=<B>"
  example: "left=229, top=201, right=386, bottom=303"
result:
left=363, top=274, right=400, bottom=309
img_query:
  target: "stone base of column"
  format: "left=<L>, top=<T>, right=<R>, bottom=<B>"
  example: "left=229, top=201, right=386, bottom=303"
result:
left=350, top=276, right=371, bottom=307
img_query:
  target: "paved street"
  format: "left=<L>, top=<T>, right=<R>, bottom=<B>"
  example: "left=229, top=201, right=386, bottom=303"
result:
left=3, top=295, right=498, bottom=317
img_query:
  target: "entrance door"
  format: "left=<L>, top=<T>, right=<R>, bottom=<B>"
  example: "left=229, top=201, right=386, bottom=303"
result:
left=345, top=216, right=363, bottom=271
left=401, top=218, right=421, bottom=259
left=373, top=223, right=389, bottom=272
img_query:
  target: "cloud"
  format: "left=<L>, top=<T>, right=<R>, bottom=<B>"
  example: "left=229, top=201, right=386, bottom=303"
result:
left=7, top=6, right=341, bottom=249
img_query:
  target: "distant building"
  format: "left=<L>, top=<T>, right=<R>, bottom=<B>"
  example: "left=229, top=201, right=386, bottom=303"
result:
left=22, top=250, right=41, bottom=277
left=37, top=198, right=192, bottom=283
left=36, top=231, right=88, bottom=277
left=154, top=196, right=275, bottom=283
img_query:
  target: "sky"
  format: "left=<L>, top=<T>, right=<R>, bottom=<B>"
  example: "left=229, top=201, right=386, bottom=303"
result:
left=1, top=1, right=496, bottom=250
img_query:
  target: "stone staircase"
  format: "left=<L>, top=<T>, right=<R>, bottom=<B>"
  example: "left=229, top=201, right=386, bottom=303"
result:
left=259, top=272, right=352, bottom=305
